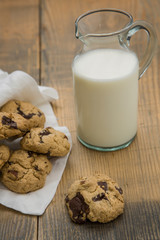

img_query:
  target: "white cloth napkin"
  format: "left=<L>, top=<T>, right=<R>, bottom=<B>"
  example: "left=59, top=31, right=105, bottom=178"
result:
left=0, top=70, right=72, bottom=215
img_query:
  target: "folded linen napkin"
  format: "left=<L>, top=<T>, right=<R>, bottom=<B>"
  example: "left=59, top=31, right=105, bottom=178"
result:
left=0, top=70, right=72, bottom=215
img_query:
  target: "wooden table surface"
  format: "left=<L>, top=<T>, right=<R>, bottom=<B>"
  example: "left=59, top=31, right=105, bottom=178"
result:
left=0, top=0, right=160, bottom=239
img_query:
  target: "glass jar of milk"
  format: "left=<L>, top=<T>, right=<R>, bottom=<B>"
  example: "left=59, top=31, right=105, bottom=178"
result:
left=72, top=9, right=157, bottom=151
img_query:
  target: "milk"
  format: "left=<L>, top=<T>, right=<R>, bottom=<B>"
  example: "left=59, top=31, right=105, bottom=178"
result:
left=72, top=49, right=139, bottom=147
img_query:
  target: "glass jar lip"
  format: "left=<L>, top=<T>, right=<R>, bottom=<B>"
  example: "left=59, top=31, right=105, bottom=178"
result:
left=75, top=8, right=133, bottom=38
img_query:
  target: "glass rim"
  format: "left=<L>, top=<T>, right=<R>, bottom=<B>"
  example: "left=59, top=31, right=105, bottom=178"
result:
left=75, top=8, right=133, bottom=38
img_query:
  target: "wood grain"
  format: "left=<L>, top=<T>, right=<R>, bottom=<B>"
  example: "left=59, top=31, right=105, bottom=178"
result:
left=0, top=0, right=40, bottom=80
left=0, top=0, right=160, bottom=239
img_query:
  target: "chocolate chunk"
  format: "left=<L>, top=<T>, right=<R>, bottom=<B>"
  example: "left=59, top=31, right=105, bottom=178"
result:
left=8, top=170, right=18, bottom=178
left=92, top=193, right=108, bottom=202
left=97, top=181, right=108, bottom=192
left=38, top=111, right=42, bottom=117
left=115, top=186, right=123, bottom=194
left=34, top=165, right=39, bottom=171
left=40, top=129, right=50, bottom=136
left=39, top=129, right=51, bottom=143
left=17, top=106, right=36, bottom=119
left=2, top=116, right=18, bottom=129
left=67, top=192, right=89, bottom=223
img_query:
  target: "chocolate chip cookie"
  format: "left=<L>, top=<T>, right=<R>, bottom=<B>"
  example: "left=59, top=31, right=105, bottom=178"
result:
left=20, top=127, right=70, bottom=157
left=0, top=99, right=45, bottom=129
left=1, top=149, right=52, bottom=193
left=0, top=145, right=10, bottom=169
left=0, top=112, right=31, bottom=140
left=65, top=174, right=124, bottom=223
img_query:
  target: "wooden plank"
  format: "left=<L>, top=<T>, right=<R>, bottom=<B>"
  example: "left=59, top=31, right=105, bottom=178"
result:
left=0, top=0, right=40, bottom=80
left=0, top=205, right=37, bottom=240
left=39, top=0, right=160, bottom=239
left=0, top=0, right=39, bottom=239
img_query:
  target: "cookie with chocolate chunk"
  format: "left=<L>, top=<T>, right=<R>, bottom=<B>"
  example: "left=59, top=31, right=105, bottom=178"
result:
left=20, top=127, right=70, bottom=157
left=1, top=149, right=52, bottom=193
left=0, top=145, right=10, bottom=169
left=0, top=112, right=31, bottom=140
left=65, top=174, right=124, bottom=223
left=0, top=99, right=45, bottom=129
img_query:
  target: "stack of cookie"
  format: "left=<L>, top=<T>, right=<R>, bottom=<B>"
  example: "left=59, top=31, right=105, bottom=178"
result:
left=0, top=100, right=70, bottom=194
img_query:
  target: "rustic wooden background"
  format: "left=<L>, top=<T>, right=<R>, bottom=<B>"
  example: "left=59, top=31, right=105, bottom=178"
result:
left=0, top=0, right=160, bottom=239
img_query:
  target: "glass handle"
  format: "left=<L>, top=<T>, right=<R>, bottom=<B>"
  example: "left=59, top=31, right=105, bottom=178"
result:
left=123, top=21, right=157, bottom=79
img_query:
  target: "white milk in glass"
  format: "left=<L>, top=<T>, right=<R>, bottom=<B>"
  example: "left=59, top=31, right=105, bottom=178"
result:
left=72, top=49, right=139, bottom=147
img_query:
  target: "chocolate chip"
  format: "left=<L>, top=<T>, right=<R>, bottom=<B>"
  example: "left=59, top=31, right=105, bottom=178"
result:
left=67, top=192, right=89, bottom=223
left=40, top=129, right=50, bottom=136
left=92, top=193, right=109, bottom=202
left=17, top=106, right=36, bottom=119
left=2, top=116, right=18, bottom=129
left=115, top=186, right=123, bottom=194
left=39, top=129, right=51, bottom=143
left=34, top=165, right=39, bottom=171
left=97, top=181, right=108, bottom=192
left=8, top=170, right=18, bottom=178
left=38, top=111, right=42, bottom=117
